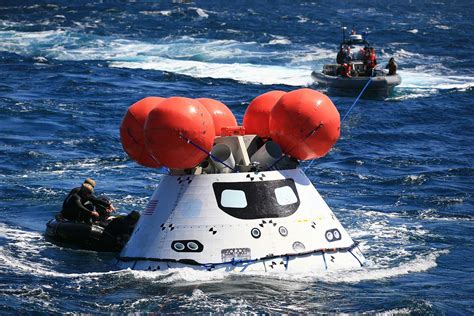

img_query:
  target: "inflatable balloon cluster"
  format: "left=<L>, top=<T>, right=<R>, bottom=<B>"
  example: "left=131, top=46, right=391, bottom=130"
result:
left=243, top=88, right=340, bottom=160
left=120, top=96, right=237, bottom=169
left=120, top=88, right=340, bottom=169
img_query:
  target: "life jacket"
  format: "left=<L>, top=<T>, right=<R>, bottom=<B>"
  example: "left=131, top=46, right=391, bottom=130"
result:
left=366, top=53, right=375, bottom=68
left=341, top=64, right=352, bottom=77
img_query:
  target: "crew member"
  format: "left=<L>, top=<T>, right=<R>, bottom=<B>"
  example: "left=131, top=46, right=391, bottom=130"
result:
left=336, top=46, right=344, bottom=64
left=61, top=178, right=115, bottom=222
left=342, top=46, right=353, bottom=64
left=365, top=47, right=377, bottom=76
left=61, top=183, right=100, bottom=223
left=341, top=63, right=352, bottom=78
left=386, top=57, right=397, bottom=75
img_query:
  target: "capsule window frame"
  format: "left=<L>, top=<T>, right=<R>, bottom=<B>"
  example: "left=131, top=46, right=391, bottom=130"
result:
left=213, top=179, right=300, bottom=220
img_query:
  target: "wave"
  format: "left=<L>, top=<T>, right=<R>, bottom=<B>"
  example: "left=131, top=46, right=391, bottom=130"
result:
left=109, top=59, right=311, bottom=86
left=1, top=27, right=473, bottom=94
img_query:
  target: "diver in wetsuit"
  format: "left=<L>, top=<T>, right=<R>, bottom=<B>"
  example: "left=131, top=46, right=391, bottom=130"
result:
left=386, top=57, right=397, bottom=75
left=61, top=178, right=115, bottom=223
left=61, top=183, right=100, bottom=223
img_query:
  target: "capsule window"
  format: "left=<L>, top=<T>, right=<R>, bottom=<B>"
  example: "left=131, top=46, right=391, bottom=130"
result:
left=275, top=186, right=298, bottom=206
left=221, top=189, right=248, bottom=208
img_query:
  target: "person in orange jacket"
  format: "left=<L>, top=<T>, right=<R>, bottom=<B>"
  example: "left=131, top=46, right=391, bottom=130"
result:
left=365, top=47, right=377, bottom=76
left=341, top=63, right=353, bottom=78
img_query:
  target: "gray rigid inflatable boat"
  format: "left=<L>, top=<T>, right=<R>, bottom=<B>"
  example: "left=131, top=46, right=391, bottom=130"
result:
left=312, top=66, right=401, bottom=97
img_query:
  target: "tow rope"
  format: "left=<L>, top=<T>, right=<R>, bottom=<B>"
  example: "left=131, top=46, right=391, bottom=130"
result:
left=341, top=78, right=372, bottom=123
left=303, top=78, right=372, bottom=172
left=179, top=132, right=238, bottom=173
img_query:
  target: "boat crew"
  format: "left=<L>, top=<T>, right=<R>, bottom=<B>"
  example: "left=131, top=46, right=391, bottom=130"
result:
left=341, top=63, right=353, bottom=78
left=386, top=57, right=397, bottom=75
left=60, top=178, right=115, bottom=223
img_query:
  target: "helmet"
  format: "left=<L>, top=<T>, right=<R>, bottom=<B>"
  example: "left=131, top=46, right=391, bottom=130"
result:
left=84, top=178, right=96, bottom=187
left=81, top=183, right=94, bottom=194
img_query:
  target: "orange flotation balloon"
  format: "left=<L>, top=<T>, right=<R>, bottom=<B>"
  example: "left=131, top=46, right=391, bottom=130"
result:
left=120, top=97, right=164, bottom=168
left=197, top=98, right=237, bottom=136
left=269, top=88, right=340, bottom=160
left=144, top=97, right=215, bottom=169
left=243, top=90, right=286, bottom=138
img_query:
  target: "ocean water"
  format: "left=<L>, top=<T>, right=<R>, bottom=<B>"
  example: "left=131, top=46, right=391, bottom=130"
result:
left=0, top=1, right=473, bottom=314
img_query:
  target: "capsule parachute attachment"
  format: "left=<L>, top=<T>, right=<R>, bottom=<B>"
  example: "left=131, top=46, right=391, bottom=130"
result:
left=120, top=97, right=164, bottom=168
left=144, top=97, right=215, bottom=169
left=269, top=88, right=340, bottom=160
left=197, top=98, right=237, bottom=136
left=243, top=90, right=286, bottom=138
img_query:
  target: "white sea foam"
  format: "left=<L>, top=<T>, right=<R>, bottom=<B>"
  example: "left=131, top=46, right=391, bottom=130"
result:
left=268, top=35, right=292, bottom=45
left=139, top=10, right=172, bottom=16
left=268, top=39, right=292, bottom=45
left=192, top=7, right=209, bottom=18
left=296, top=16, right=309, bottom=23
left=0, top=223, right=118, bottom=278
left=119, top=248, right=446, bottom=285
left=110, top=59, right=312, bottom=86
left=397, top=69, right=474, bottom=91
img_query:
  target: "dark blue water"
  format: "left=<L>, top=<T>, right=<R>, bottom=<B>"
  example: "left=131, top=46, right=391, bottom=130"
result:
left=1, top=1, right=473, bottom=314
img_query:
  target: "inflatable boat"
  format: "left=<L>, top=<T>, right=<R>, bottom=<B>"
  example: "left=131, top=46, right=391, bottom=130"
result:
left=46, top=213, right=139, bottom=252
left=312, top=30, right=401, bottom=97
left=312, top=67, right=401, bottom=96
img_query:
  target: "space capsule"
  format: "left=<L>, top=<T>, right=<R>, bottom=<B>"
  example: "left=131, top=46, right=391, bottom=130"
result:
left=116, top=89, right=365, bottom=273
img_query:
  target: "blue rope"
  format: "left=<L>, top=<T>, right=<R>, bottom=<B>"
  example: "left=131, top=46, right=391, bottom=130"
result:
left=304, top=79, right=372, bottom=173
left=266, top=123, right=324, bottom=172
left=179, top=133, right=238, bottom=173
left=341, top=78, right=372, bottom=122
left=303, top=159, right=315, bottom=172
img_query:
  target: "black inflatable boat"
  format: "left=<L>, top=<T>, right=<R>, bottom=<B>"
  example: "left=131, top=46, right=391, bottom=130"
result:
left=45, top=212, right=139, bottom=252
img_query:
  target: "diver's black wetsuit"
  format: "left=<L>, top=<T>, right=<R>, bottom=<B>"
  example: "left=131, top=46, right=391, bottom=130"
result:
left=61, top=187, right=110, bottom=222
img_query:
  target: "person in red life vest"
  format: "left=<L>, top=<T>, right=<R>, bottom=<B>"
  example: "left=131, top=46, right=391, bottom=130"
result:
left=365, top=47, right=377, bottom=76
left=341, top=63, right=353, bottom=78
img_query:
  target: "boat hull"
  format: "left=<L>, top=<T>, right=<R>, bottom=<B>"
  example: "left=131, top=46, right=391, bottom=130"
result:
left=312, top=71, right=401, bottom=97
left=45, top=218, right=133, bottom=252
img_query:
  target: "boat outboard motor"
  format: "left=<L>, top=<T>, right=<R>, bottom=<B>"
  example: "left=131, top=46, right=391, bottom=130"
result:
left=250, top=141, right=282, bottom=171
left=211, top=143, right=235, bottom=173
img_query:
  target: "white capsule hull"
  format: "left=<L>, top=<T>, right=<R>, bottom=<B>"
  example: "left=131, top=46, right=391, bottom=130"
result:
left=116, top=169, right=365, bottom=272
